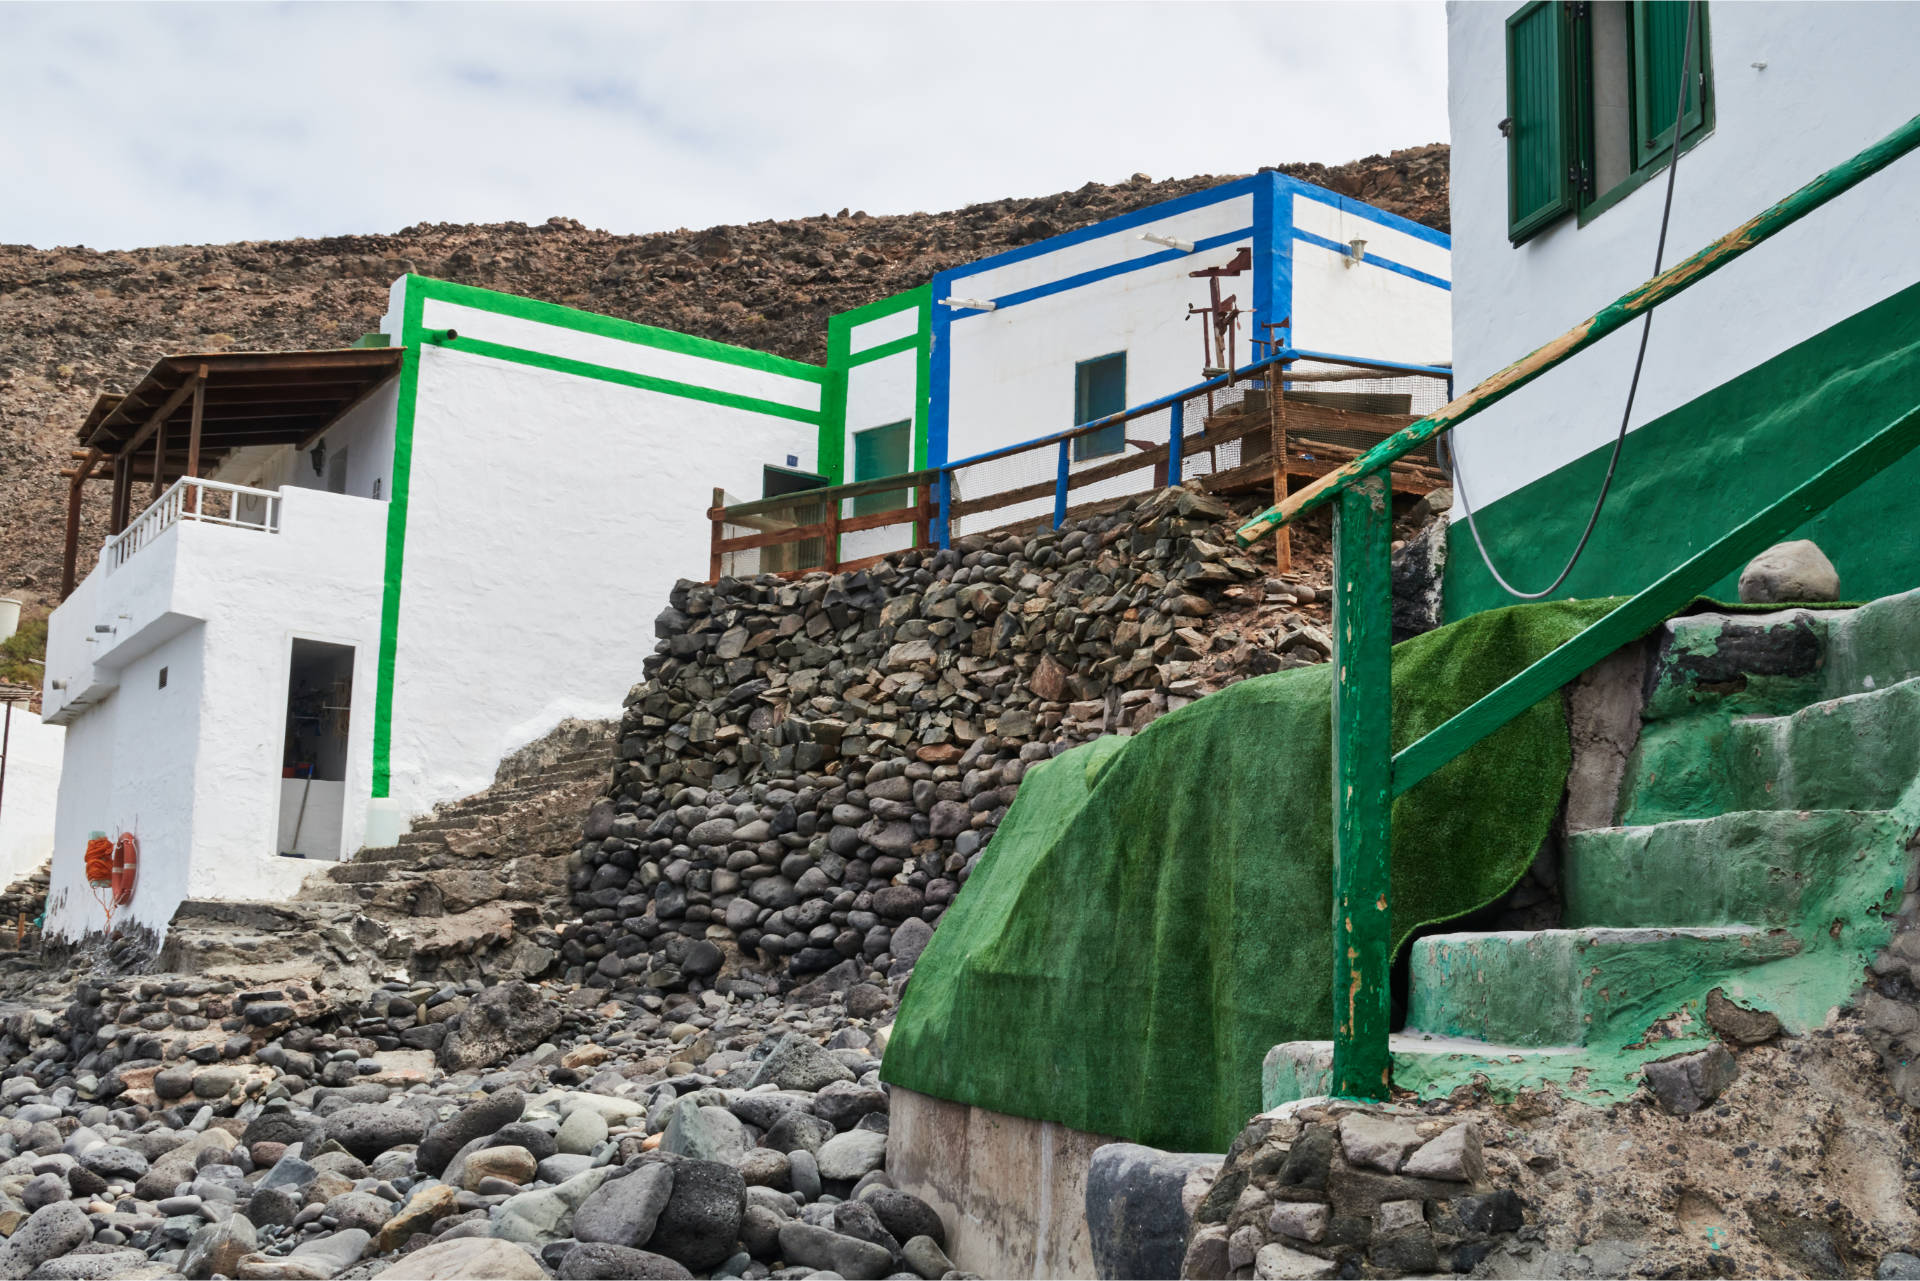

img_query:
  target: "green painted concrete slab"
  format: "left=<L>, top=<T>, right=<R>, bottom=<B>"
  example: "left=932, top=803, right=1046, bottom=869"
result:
left=1723, top=679, right=1920, bottom=813
left=1408, top=927, right=1799, bottom=1048
left=1261, top=1034, right=1693, bottom=1109
left=1565, top=809, right=1907, bottom=929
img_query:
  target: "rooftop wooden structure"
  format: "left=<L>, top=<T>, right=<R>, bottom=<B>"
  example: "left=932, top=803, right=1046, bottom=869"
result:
left=59, top=348, right=403, bottom=597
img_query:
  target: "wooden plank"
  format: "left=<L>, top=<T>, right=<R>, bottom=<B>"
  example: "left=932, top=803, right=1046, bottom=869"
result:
left=1330, top=471, right=1394, bottom=1101
left=721, top=469, right=939, bottom=521
left=712, top=502, right=922, bottom=555
left=297, top=368, right=400, bottom=451
left=1392, top=398, right=1920, bottom=797
left=105, top=370, right=200, bottom=458
left=709, top=487, right=725, bottom=582
left=1236, top=109, right=1920, bottom=546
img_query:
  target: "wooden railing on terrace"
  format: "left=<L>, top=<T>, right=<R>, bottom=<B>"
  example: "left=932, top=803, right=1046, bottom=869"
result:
left=708, top=350, right=1453, bottom=582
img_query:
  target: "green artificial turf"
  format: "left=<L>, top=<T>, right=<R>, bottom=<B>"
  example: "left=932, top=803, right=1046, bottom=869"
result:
left=881, top=595, right=1631, bottom=1152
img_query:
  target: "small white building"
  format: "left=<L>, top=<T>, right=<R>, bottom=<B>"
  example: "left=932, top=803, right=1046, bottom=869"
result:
left=42, top=277, right=821, bottom=939
left=1443, top=0, right=1920, bottom=617
left=817, top=173, right=1452, bottom=559
left=0, top=688, right=61, bottom=891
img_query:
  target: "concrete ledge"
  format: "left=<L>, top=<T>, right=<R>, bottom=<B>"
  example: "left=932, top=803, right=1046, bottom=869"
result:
left=887, top=1086, right=1115, bottom=1279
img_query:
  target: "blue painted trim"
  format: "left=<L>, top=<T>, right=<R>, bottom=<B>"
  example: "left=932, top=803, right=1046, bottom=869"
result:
left=1167, top=403, right=1184, bottom=485
left=946, top=227, right=1255, bottom=319
left=1053, top=440, right=1070, bottom=528
left=929, top=288, right=951, bottom=469
left=1279, top=347, right=1453, bottom=378
left=934, top=175, right=1263, bottom=285
left=1279, top=174, right=1453, bottom=248
left=1255, top=171, right=1294, bottom=375
left=1292, top=229, right=1452, bottom=291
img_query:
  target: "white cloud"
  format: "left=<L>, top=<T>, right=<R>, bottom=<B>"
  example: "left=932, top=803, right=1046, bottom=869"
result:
left=0, top=1, right=1447, bottom=250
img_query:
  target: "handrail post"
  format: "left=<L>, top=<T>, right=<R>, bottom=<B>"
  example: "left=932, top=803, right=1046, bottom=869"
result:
left=936, top=470, right=952, bottom=549
left=1053, top=440, right=1070, bottom=529
left=708, top=487, right=725, bottom=583
left=1167, top=403, right=1183, bottom=487
left=1330, top=470, right=1394, bottom=1100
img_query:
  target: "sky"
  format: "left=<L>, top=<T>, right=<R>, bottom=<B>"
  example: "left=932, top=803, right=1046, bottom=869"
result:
left=0, top=2, right=1448, bottom=252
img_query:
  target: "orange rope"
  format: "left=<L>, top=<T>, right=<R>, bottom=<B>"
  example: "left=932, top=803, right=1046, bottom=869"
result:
left=84, top=836, right=113, bottom=886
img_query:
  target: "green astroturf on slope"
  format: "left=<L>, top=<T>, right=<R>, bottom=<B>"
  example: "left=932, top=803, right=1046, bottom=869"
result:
left=881, top=596, right=1631, bottom=1152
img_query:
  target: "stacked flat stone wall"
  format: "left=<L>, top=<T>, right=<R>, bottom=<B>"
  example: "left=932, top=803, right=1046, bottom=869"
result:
left=560, top=486, right=1267, bottom=1002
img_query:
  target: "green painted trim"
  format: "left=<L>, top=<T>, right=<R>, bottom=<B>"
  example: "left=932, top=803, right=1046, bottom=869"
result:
left=407, top=275, right=825, bottom=384
left=371, top=288, right=426, bottom=797
left=845, top=332, right=923, bottom=367
left=1445, top=278, right=1920, bottom=621
left=1235, top=108, right=1920, bottom=544
left=823, top=283, right=933, bottom=491
left=1330, top=473, right=1395, bottom=1100
left=440, top=334, right=820, bottom=425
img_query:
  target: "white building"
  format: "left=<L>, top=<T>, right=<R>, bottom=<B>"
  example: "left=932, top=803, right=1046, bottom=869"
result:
left=42, top=176, right=1452, bottom=943
left=817, top=174, right=1452, bottom=558
left=41, top=276, right=821, bottom=940
left=1443, top=0, right=1920, bottom=617
left=0, top=689, right=62, bottom=891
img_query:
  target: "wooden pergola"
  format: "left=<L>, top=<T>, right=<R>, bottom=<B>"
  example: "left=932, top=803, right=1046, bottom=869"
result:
left=61, top=347, right=404, bottom=597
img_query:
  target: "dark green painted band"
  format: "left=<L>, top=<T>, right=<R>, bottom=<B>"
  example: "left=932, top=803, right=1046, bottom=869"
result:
left=845, top=332, right=924, bottom=367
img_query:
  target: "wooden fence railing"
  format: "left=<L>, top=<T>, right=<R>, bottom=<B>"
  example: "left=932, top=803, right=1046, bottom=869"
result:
left=708, top=350, right=1453, bottom=581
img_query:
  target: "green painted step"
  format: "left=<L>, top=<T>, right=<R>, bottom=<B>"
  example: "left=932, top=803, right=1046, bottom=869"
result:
left=1407, top=926, right=1798, bottom=1048
left=1564, top=808, right=1907, bottom=930
left=1724, top=678, right=1920, bottom=813
left=1263, top=1035, right=1586, bottom=1108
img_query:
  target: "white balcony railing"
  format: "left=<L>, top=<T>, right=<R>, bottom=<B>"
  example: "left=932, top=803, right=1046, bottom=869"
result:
left=104, top=477, right=282, bottom=574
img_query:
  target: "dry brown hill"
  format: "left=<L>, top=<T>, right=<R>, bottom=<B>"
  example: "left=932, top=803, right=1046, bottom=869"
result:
left=0, top=144, right=1447, bottom=606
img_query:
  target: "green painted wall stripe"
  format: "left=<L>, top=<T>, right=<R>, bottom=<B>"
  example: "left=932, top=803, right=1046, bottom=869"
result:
left=845, top=332, right=925, bottom=367
left=370, top=286, right=426, bottom=797
left=438, top=335, right=821, bottom=425
left=410, top=275, right=825, bottom=384
left=1445, top=279, right=1920, bottom=620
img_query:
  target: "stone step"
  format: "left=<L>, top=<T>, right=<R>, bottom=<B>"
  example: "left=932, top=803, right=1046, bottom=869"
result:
left=1407, top=926, right=1797, bottom=1048
left=397, top=831, right=450, bottom=849
left=326, top=862, right=397, bottom=885
left=353, top=845, right=415, bottom=864
left=1728, top=677, right=1920, bottom=814
left=1262, top=1036, right=1587, bottom=1110
left=1564, top=808, right=1907, bottom=930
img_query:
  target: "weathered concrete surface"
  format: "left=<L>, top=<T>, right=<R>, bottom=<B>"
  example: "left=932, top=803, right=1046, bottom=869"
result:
left=887, top=1086, right=1115, bottom=1279
left=1561, top=642, right=1646, bottom=833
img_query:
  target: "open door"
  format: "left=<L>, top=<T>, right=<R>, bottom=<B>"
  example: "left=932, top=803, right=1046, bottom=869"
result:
left=278, top=640, right=353, bottom=860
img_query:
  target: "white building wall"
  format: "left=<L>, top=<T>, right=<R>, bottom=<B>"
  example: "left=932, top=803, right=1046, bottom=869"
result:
left=43, top=488, right=387, bottom=939
left=1445, top=0, right=1920, bottom=508
left=378, top=287, right=819, bottom=822
left=0, top=708, right=63, bottom=891
left=1289, top=193, right=1452, bottom=366
left=940, top=194, right=1256, bottom=465
left=842, top=349, right=922, bottom=561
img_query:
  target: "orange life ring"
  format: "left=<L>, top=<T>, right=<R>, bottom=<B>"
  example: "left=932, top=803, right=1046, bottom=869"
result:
left=112, top=833, right=138, bottom=907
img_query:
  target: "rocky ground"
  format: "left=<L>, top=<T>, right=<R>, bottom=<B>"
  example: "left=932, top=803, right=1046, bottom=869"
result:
left=0, top=144, right=1448, bottom=610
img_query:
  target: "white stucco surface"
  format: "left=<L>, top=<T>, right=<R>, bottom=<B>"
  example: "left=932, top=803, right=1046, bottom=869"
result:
left=952, top=195, right=1254, bottom=302
left=849, top=307, right=919, bottom=354
left=421, top=299, right=821, bottom=413
left=43, top=487, right=386, bottom=939
left=382, top=337, right=817, bottom=820
left=842, top=348, right=923, bottom=561
left=1445, top=0, right=1920, bottom=508
left=0, top=708, right=63, bottom=892
left=277, top=778, right=345, bottom=859
left=1290, top=240, right=1452, bottom=367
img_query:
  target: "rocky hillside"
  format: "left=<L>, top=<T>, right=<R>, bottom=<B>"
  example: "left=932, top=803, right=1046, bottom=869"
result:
left=0, top=145, right=1448, bottom=605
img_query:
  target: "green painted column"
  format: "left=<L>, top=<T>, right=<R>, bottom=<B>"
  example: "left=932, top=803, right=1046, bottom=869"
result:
left=1330, top=471, right=1393, bottom=1100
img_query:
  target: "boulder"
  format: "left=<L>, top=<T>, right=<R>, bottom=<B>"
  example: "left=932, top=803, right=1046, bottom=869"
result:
left=1739, top=539, right=1840, bottom=604
left=417, top=1089, right=526, bottom=1176
left=438, top=984, right=561, bottom=1073
left=557, top=1243, right=693, bottom=1280
left=647, top=1159, right=746, bottom=1271
left=372, top=1237, right=546, bottom=1279
left=574, top=1163, right=675, bottom=1247
left=1086, top=1143, right=1221, bottom=1281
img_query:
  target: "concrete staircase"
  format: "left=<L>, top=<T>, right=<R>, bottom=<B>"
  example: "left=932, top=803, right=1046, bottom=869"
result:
left=154, top=719, right=615, bottom=995
left=1266, top=588, right=1920, bottom=1106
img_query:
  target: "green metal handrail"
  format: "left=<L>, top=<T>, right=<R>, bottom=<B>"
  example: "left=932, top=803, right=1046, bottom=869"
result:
left=1230, top=110, right=1920, bottom=1101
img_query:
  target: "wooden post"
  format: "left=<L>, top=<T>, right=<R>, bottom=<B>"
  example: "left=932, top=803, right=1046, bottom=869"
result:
left=915, top=480, right=935, bottom=549
left=183, top=365, right=207, bottom=513
left=1236, top=108, right=1920, bottom=547
left=1330, top=470, right=1393, bottom=1101
left=150, top=413, right=167, bottom=502
left=936, top=471, right=952, bottom=550
left=824, top=496, right=842, bottom=572
left=109, top=454, right=128, bottom=535
left=61, top=478, right=83, bottom=599
left=1271, top=373, right=1293, bottom=574
left=708, top=487, right=725, bottom=583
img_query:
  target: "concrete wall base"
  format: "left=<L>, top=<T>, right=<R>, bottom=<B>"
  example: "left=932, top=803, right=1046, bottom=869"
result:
left=887, top=1086, right=1115, bottom=1280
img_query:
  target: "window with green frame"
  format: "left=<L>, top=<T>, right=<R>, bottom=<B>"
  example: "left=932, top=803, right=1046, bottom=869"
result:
left=852, top=420, right=912, bottom=517
left=1072, top=352, right=1127, bottom=461
left=1505, top=0, right=1711, bottom=243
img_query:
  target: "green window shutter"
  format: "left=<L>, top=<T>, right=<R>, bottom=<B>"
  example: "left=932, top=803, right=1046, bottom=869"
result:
left=1072, top=353, right=1127, bottom=462
left=1632, top=0, right=1706, bottom=168
left=852, top=420, right=911, bottom=517
left=1506, top=0, right=1574, bottom=243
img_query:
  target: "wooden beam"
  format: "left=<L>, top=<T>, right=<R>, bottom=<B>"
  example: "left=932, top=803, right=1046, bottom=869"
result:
left=107, top=370, right=200, bottom=458
left=1236, top=109, right=1920, bottom=546
left=297, top=367, right=398, bottom=451
left=185, top=365, right=207, bottom=512
left=61, top=449, right=98, bottom=599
